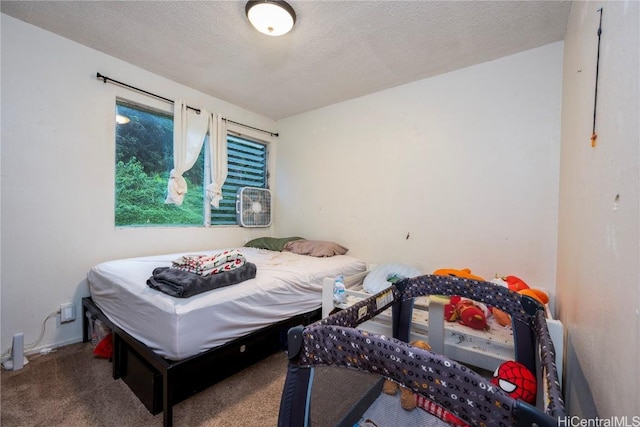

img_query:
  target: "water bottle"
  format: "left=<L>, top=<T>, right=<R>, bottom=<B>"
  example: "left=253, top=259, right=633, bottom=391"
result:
left=333, top=275, right=346, bottom=304
left=86, top=311, right=97, bottom=345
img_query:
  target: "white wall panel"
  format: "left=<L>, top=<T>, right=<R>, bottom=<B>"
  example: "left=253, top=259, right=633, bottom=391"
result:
left=0, top=15, right=276, bottom=353
left=276, top=43, right=563, bottom=305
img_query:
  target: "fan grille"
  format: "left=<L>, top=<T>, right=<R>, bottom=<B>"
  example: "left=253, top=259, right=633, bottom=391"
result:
left=236, top=187, right=272, bottom=227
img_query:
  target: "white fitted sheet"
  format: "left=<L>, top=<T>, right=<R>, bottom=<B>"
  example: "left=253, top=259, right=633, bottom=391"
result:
left=88, top=247, right=366, bottom=360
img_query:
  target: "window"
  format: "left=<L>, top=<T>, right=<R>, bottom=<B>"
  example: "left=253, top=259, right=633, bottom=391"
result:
left=210, top=135, right=269, bottom=225
left=114, top=100, right=268, bottom=227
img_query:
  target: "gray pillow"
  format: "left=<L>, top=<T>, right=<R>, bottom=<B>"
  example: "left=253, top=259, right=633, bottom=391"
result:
left=283, top=240, right=348, bottom=257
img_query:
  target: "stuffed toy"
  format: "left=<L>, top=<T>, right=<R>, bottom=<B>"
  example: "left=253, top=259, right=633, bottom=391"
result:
left=434, top=268, right=489, bottom=330
left=491, top=307, right=512, bottom=327
left=518, top=288, right=549, bottom=305
left=454, top=298, right=489, bottom=330
left=496, top=275, right=530, bottom=292
left=383, top=340, right=467, bottom=424
left=433, top=268, right=485, bottom=282
left=93, top=333, right=113, bottom=359
left=492, top=274, right=549, bottom=316
left=444, top=296, right=489, bottom=330
left=382, top=340, right=431, bottom=410
left=491, top=360, right=537, bottom=404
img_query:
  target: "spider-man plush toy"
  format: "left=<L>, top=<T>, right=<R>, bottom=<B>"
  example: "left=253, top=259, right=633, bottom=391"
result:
left=491, top=360, right=537, bottom=404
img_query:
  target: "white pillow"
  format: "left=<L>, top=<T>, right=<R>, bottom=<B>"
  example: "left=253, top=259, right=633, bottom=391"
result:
left=363, top=263, right=422, bottom=294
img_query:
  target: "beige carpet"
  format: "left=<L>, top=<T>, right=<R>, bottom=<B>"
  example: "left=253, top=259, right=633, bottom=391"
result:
left=1, top=342, right=288, bottom=426
left=1, top=342, right=382, bottom=427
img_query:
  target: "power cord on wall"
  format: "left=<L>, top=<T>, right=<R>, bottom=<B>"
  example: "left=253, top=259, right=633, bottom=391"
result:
left=1, top=309, right=60, bottom=370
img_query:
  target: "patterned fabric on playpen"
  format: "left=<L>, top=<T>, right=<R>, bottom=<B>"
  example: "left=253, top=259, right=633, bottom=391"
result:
left=278, top=275, right=565, bottom=427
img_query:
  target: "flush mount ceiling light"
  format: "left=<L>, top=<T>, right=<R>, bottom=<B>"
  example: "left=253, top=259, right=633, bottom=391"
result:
left=246, top=0, right=296, bottom=36
left=115, top=114, right=130, bottom=124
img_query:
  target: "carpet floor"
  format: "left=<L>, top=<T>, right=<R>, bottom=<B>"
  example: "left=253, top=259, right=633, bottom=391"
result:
left=1, top=342, right=288, bottom=426
left=1, top=342, right=382, bottom=427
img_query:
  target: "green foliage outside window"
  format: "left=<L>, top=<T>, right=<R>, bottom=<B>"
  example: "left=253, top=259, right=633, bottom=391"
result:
left=115, top=158, right=203, bottom=225
left=115, top=101, right=204, bottom=227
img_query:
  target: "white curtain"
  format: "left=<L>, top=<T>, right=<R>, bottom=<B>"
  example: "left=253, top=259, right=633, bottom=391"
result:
left=165, top=101, right=209, bottom=206
left=206, top=113, right=228, bottom=208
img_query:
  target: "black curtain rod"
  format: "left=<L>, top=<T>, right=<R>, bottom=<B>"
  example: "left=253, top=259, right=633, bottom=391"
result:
left=222, top=119, right=278, bottom=137
left=96, top=72, right=278, bottom=137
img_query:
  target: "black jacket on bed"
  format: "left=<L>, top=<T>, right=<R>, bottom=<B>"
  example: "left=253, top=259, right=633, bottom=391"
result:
left=147, top=262, right=257, bottom=298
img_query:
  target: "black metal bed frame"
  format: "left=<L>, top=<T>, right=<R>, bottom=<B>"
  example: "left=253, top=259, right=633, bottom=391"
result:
left=82, top=297, right=320, bottom=427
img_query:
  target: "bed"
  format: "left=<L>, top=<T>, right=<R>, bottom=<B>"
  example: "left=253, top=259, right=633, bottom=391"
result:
left=281, top=274, right=565, bottom=426
left=82, top=243, right=367, bottom=427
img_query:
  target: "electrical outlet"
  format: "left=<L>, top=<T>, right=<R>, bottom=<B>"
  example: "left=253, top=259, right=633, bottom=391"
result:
left=60, top=303, right=76, bottom=323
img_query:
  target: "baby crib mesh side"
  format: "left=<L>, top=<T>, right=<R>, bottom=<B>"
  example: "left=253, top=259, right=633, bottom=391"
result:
left=533, top=309, right=565, bottom=420
left=399, top=274, right=531, bottom=322
left=305, top=325, right=517, bottom=425
left=279, top=274, right=565, bottom=427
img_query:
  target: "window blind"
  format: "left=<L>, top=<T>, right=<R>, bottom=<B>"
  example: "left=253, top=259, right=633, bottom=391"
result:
left=210, top=135, right=268, bottom=225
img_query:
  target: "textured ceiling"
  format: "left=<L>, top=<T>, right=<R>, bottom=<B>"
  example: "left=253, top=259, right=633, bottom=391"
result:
left=1, top=1, right=571, bottom=120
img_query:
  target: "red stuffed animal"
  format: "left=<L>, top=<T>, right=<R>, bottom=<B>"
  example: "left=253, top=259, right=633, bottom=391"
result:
left=444, top=296, right=489, bottom=330
left=501, top=275, right=530, bottom=292
left=491, top=360, right=537, bottom=404
left=436, top=268, right=489, bottom=331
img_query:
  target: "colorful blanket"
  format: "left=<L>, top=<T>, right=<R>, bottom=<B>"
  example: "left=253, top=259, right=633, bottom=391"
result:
left=171, top=249, right=246, bottom=275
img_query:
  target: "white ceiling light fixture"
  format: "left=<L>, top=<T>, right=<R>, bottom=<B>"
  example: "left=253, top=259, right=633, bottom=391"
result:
left=246, top=0, right=296, bottom=36
left=115, top=114, right=130, bottom=124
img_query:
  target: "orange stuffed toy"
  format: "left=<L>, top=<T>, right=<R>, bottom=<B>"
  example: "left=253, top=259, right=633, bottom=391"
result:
left=492, top=307, right=512, bottom=327
left=501, top=275, right=530, bottom=292
left=433, top=268, right=485, bottom=282
left=491, top=275, right=549, bottom=326
left=493, top=274, right=549, bottom=305
left=519, top=288, right=549, bottom=305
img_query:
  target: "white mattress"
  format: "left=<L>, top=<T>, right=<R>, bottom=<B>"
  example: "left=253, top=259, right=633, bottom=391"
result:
left=88, top=247, right=367, bottom=360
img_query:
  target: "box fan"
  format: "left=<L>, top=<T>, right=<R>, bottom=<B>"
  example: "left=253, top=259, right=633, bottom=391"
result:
left=236, top=187, right=272, bottom=227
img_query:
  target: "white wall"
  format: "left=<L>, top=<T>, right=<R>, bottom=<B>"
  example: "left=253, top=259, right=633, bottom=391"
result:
left=557, top=1, right=639, bottom=417
left=0, top=15, right=277, bottom=354
left=3, top=2, right=637, bottom=417
left=276, top=43, right=563, bottom=305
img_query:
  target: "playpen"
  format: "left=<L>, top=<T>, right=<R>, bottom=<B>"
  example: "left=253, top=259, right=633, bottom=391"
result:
left=278, top=274, right=565, bottom=427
